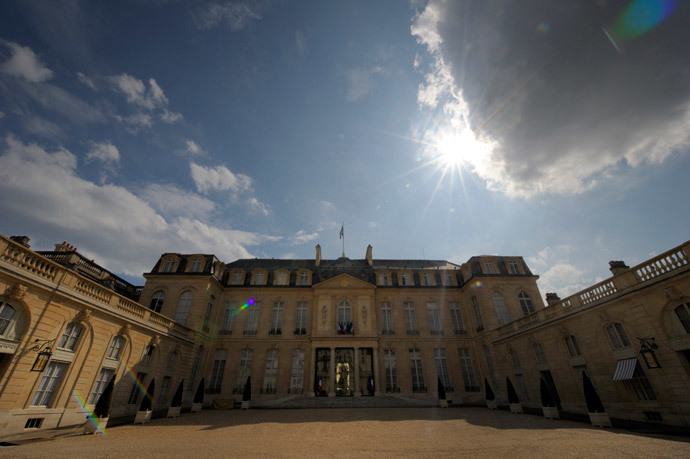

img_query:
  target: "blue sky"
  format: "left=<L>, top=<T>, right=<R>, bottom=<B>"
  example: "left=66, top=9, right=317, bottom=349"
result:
left=0, top=0, right=689, bottom=298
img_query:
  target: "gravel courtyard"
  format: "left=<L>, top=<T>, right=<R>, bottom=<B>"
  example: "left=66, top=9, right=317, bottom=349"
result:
left=4, top=407, right=690, bottom=458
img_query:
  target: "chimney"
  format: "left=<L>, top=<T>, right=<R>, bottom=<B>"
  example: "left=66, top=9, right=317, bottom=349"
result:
left=545, top=293, right=561, bottom=306
left=609, top=260, right=629, bottom=276
left=365, top=244, right=373, bottom=266
left=55, top=241, right=77, bottom=252
left=9, top=235, right=30, bottom=248
left=315, top=244, right=322, bottom=267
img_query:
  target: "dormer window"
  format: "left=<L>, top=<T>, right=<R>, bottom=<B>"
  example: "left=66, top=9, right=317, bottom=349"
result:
left=443, top=272, right=453, bottom=286
left=484, top=261, right=496, bottom=274
left=422, top=272, right=431, bottom=286
left=508, top=260, right=520, bottom=274
left=298, top=271, right=310, bottom=286
left=254, top=271, right=266, bottom=285
left=400, top=273, right=410, bottom=286
left=190, top=259, right=204, bottom=272
left=163, top=258, right=176, bottom=273
left=275, top=271, right=288, bottom=285
left=379, top=272, right=389, bottom=286
left=231, top=271, right=245, bottom=285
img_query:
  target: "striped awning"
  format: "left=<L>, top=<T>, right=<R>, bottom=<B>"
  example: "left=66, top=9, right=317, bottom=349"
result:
left=612, top=357, right=638, bottom=381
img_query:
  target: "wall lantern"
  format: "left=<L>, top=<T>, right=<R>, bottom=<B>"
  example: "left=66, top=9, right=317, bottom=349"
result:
left=638, top=337, right=661, bottom=369
left=29, top=339, right=55, bottom=372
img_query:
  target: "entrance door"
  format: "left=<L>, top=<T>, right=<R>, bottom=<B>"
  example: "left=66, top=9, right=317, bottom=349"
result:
left=358, top=348, right=373, bottom=395
left=315, top=348, right=330, bottom=397
left=540, top=370, right=562, bottom=410
left=335, top=348, right=354, bottom=396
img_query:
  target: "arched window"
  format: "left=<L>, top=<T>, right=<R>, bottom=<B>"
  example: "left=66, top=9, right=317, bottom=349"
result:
left=0, top=302, right=16, bottom=335
left=565, top=335, right=582, bottom=357
left=471, top=296, right=484, bottom=331
left=492, top=292, right=511, bottom=326
left=534, top=343, right=547, bottom=365
left=141, top=345, right=155, bottom=366
left=166, top=351, right=178, bottom=372
left=174, top=291, right=194, bottom=325
left=518, top=292, right=534, bottom=315
left=606, top=323, right=631, bottom=349
left=674, top=304, right=690, bottom=333
left=57, top=322, right=83, bottom=351
left=106, top=336, right=125, bottom=360
left=149, top=290, right=165, bottom=313
left=337, top=301, right=352, bottom=334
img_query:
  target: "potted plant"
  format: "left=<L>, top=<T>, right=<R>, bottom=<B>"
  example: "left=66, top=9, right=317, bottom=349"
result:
left=583, top=372, right=611, bottom=427
left=540, top=378, right=559, bottom=420
left=167, top=380, right=184, bottom=418
left=191, top=378, right=204, bottom=412
left=506, top=377, right=523, bottom=413
left=85, top=377, right=114, bottom=434
left=437, top=377, right=448, bottom=408
left=134, top=379, right=155, bottom=424
left=484, top=378, right=497, bottom=410
left=241, top=376, right=251, bottom=410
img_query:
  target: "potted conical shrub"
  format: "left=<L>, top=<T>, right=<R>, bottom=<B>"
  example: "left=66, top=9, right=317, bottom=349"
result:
left=134, top=379, right=155, bottom=424
left=191, top=378, right=204, bottom=412
left=506, top=377, right=523, bottom=413
left=85, top=377, right=114, bottom=434
left=484, top=378, right=497, bottom=410
left=167, top=380, right=184, bottom=418
left=438, top=377, right=448, bottom=408
left=583, top=372, right=611, bottom=427
left=540, top=378, right=559, bottom=420
left=241, top=376, right=251, bottom=410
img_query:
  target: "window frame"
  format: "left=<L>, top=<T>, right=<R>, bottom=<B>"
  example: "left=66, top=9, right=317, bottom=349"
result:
left=492, top=292, right=511, bottom=326
left=381, top=302, right=394, bottom=334
left=434, top=348, right=452, bottom=392
left=404, top=302, right=418, bottom=334
left=565, top=335, right=583, bottom=358
left=149, top=290, right=165, bottom=313
left=384, top=349, right=398, bottom=392
left=295, top=301, right=308, bottom=334
left=0, top=301, right=16, bottom=336
left=606, top=323, right=631, bottom=349
left=409, top=348, right=425, bottom=392
left=289, top=349, right=305, bottom=394
left=674, top=303, right=690, bottom=333
left=270, top=302, right=284, bottom=335
left=518, top=292, right=535, bottom=316
left=426, top=303, right=442, bottom=335
left=262, top=349, right=279, bottom=394
left=235, top=349, right=253, bottom=392
left=449, top=302, right=465, bottom=333
left=57, top=322, right=83, bottom=351
left=31, top=361, right=68, bottom=407
left=174, top=290, right=194, bottom=325
left=458, top=348, right=479, bottom=392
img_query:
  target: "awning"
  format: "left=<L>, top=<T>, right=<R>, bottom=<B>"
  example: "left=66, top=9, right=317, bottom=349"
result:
left=612, top=357, right=638, bottom=381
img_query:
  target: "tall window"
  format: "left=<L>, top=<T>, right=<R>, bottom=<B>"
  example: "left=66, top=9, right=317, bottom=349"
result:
left=203, top=296, right=215, bottom=331
left=400, top=273, right=410, bottom=286
left=235, top=349, right=253, bottom=392
left=510, top=350, right=521, bottom=373
left=443, top=272, right=454, bottom=286
left=675, top=304, right=690, bottom=333
left=606, top=323, right=631, bottom=349
left=268, top=302, right=283, bottom=335
left=508, top=260, right=520, bottom=274
left=565, top=335, right=582, bottom=358
left=220, top=301, right=237, bottom=334
left=516, top=374, right=530, bottom=401
left=434, top=348, right=451, bottom=391
left=106, top=336, right=124, bottom=360
left=190, top=259, right=204, bottom=272
left=174, top=291, right=194, bottom=325
left=410, top=349, right=425, bottom=392
left=163, top=258, right=176, bottom=272
left=166, top=351, right=177, bottom=372
left=471, top=296, right=484, bottom=331
left=384, top=349, right=397, bottom=391
left=298, top=272, right=310, bottom=286
left=449, top=303, right=465, bottom=334
left=381, top=302, right=394, bottom=334
left=275, top=271, right=288, bottom=285
left=0, top=302, right=15, bottom=335
left=31, top=361, right=68, bottom=406
left=262, top=350, right=278, bottom=394
left=254, top=271, right=265, bottom=285
left=89, top=368, right=114, bottom=404
left=295, top=301, right=307, bottom=334
left=243, top=302, right=260, bottom=335
left=209, top=349, right=227, bottom=393
left=518, top=292, right=535, bottom=315
left=379, top=272, right=389, bottom=286
left=289, top=349, right=305, bottom=394
left=141, top=345, right=154, bottom=366
left=404, top=302, right=417, bottom=334
left=127, top=372, right=147, bottom=404
left=458, top=348, right=479, bottom=392
left=231, top=271, right=244, bottom=285
left=492, top=292, right=511, bottom=326
left=57, top=322, right=82, bottom=351
left=427, top=303, right=442, bottom=334
left=188, top=346, right=203, bottom=392
left=628, top=363, right=656, bottom=401
left=484, top=261, right=496, bottom=274
left=483, top=345, right=494, bottom=374
left=337, top=301, right=352, bottom=334
left=149, top=290, right=165, bottom=313
left=534, top=343, right=548, bottom=366
left=422, top=272, right=432, bottom=286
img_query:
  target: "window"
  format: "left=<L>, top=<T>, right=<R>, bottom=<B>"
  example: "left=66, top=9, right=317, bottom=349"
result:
left=174, top=291, right=194, bottom=325
left=534, top=343, right=548, bottom=366
left=399, top=273, right=410, bottom=286
left=508, top=260, right=520, bottom=274
left=518, top=292, right=535, bottom=315
left=565, top=335, right=582, bottom=358
left=235, top=349, right=253, bottom=392
left=141, top=345, right=154, bottom=366
left=190, top=259, right=204, bottom=272
left=298, top=272, right=310, bottom=286
left=410, top=349, right=425, bottom=392
left=270, top=302, right=283, bottom=335
left=160, top=376, right=171, bottom=405
left=628, top=363, right=656, bottom=401
left=434, top=348, right=451, bottom=391
left=0, top=302, right=16, bottom=335
left=427, top=303, right=442, bottom=334
left=384, top=349, right=398, bottom=392
left=606, top=323, right=631, bottom=349
left=404, top=302, right=417, bottom=334
left=25, top=418, right=43, bottom=429
left=458, top=348, right=479, bottom=392
left=149, top=291, right=165, bottom=313
left=231, top=271, right=245, bottom=285
left=57, top=322, right=82, bottom=351
left=295, top=301, right=308, bottom=334
left=188, top=346, right=203, bottom=392
left=243, top=302, right=260, bottom=335
left=220, top=301, right=237, bottom=334
left=492, top=292, right=511, bottom=326
left=422, top=272, right=432, bottom=286
left=89, top=368, right=115, bottom=405
left=275, top=271, right=288, bottom=285
left=162, top=258, right=176, bottom=272
left=31, top=361, right=68, bottom=406
left=166, top=352, right=177, bottom=372
left=674, top=304, right=690, bottom=333
left=443, top=272, right=454, bottom=286
left=127, top=372, right=147, bottom=404
left=379, top=272, right=389, bottom=286
left=471, top=296, right=484, bottom=331
left=483, top=345, right=494, bottom=374
left=381, top=302, right=394, bottom=334
left=106, top=336, right=124, bottom=360
left=203, top=296, right=215, bottom=331
left=449, top=303, right=465, bottom=333
left=484, top=261, right=496, bottom=274
left=253, top=271, right=265, bottom=285
left=515, top=374, right=530, bottom=401
left=510, top=350, right=521, bottom=373
left=209, top=349, right=227, bottom=393
left=337, top=301, right=352, bottom=334
left=262, top=350, right=278, bottom=394
left=289, top=349, right=305, bottom=394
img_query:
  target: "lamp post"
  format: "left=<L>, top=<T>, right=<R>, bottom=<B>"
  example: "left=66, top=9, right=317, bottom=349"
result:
left=638, top=337, right=661, bottom=369
left=29, top=339, right=55, bottom=372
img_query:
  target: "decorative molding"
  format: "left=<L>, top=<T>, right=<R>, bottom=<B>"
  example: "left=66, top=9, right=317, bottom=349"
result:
left=119, top=324, right=131, bottom=335
left=665, top=286, right=682, bottom=300
left=75, top=308, right=92, bottom=323
left=8, top=283, right=27, bottom=300
left=150, top=334, right=161, bottom=346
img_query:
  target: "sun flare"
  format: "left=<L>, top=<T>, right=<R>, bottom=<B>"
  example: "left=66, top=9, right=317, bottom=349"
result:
left=434, top=129, right=486, bottom=171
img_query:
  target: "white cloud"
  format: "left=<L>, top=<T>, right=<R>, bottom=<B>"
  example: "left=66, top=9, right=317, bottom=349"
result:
left=0, top=41, right=53, bottom=83
left=140, top=183, right=215, bottom=220
left=86, top=141, right=120, bottom=165
left=537, top=263, right=589, bottom=300
left=192, top=1, right=264, bottom=31
left=248, top=196, right=271, bottom=216
left=290, top=230, right=318, bottom=246
left=161, top=109, right=183, bottom=123
left=116, top=112, right=153, bottom=133
left=110, top=74, right=169, bottom=110
left=76, top=72, right=96, bottom=90
left=316, top=200, right=338, bottom=231
left=190, top=162, right=252, bottom=194
left=181, top=139, right=205, bottom=157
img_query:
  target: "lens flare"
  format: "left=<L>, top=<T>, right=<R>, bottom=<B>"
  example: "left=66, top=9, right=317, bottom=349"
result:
left=122, top=360, right=153, bottom=403
left=73, top=390, right=107, bottom=435
left=613, top=0, right=677, bottom=41
left=231, top=298, right=256, bottom=317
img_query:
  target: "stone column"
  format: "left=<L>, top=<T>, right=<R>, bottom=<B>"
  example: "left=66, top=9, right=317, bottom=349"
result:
left=329, top=347, right=336, bottom=397
left=354, top=347, right=361, bottom=397
left=309, top=347, right=316, bottom=397
left=373, top=346, right=381, bottom=396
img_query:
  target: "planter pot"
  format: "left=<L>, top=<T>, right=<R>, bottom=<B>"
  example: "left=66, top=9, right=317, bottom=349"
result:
left=241, top=400, right=250, bottom=410
left=167, top=406, right=181, bottom=418
left=588, top=412, right=612, bottom=428
left=134, top=410, right=152, bottom=424
left=84, top=416, right=108, bottom=434
left=509, top=403, right=523, bottom=414
left=191, top=402, right=202, bottom=413
left=486, top=400, right=498, bottom=410
left=439, top=399, right=448, bottom=408
left=542, top=406, right=559, bottom=420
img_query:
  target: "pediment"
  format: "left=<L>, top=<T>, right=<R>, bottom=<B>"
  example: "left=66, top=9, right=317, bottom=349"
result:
left=313, top=273, right=375, bottom=290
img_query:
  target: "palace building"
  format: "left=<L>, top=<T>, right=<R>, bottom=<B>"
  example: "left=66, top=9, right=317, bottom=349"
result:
left=0, top=232, right=689, bottom=436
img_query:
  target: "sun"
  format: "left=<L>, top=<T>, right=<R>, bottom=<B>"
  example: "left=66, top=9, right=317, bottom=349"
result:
left=434, top=129, right=486, bottom=171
